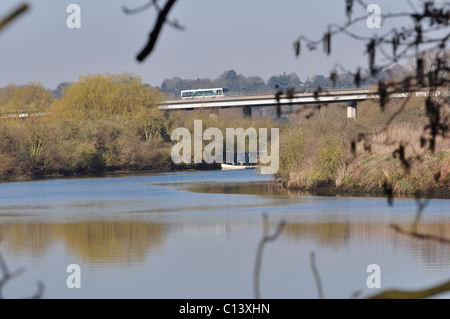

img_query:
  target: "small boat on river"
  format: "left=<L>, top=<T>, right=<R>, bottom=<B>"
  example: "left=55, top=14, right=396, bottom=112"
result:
left=221, top=163, right=258, bottom=170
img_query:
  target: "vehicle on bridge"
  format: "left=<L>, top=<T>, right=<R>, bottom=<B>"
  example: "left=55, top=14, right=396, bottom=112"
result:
left=181, top=88, right=228, bottom=100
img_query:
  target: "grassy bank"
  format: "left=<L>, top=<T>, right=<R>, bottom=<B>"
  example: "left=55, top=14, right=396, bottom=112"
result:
left=276, top=96, right=450, bottom=196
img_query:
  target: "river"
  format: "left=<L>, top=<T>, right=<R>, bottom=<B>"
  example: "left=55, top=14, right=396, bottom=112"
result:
left=0, top=169, right=448, bottom=299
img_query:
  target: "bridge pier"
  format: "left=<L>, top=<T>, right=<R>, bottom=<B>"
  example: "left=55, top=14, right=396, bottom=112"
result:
left=347, top=101, right=357, bottom=120
left=242, top=106, right=252, bottom=118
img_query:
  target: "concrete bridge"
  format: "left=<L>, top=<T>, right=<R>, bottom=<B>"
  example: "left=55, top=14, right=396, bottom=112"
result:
left=157, top=88, right=386, bottom=120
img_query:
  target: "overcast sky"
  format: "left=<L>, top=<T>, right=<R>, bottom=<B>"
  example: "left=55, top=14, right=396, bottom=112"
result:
left=0, top=0, right=428, bottom=89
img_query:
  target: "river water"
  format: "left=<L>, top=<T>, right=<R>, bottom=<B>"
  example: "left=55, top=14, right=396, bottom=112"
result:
left=0, top=169, right=448, bottom=299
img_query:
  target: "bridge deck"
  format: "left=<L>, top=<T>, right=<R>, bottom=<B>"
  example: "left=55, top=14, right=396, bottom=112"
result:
left=159, top=90, right=377, bottom=110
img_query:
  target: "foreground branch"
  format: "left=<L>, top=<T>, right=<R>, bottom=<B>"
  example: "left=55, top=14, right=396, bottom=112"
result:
left=136, top=0, right=178, bottom=62
left=0, top=238, right=44, bottom=299
left=254, top=213, right=286, bottom=299
left=0, top=253, right=44, bottom=299
left=0, top=3, right=29, bottom=34
left=368, top=280, right=450, bottom=299
left=310, top=251, right=324, bottom=299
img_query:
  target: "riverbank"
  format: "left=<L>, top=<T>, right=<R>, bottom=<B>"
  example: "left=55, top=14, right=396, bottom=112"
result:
left=275, top=96, right=449, bottom=198
left=274, top=177, right=450, bottom=199
left=0, top=164, right=222, bottom=183
left=2, top=164, right=449, bottom=200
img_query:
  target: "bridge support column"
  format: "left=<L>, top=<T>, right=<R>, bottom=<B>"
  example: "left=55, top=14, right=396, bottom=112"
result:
left=242, top=106, right=252, bottom=118
left=347, top=101, right=357, bottom=120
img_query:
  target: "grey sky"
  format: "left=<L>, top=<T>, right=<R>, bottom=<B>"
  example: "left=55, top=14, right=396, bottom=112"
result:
left=0, top=0, right=428, bottom=89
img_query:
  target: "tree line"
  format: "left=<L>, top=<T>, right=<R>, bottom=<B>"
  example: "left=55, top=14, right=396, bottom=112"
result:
left=1, top=65, right=401, bottom=103
left=158, top=67, right=398, bottom=98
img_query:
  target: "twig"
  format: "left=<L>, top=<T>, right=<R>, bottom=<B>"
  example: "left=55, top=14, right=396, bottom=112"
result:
left=253, top=213, right=286, bottom=299
left=122, top=0, right=156, bottom=15
left=0, top=3, right=29, bottom=34
left=135, top=0, right=179, bottom=62
left=0, top=243, right=44, bottom=299
left=310, top=251, right=324, bottom=299
left=412, top=197, right=430, bottom=232
left=349, top=289, right=364, bottom=298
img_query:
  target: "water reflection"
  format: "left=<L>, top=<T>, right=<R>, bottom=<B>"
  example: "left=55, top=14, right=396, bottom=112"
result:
left=0, top=222, right=167, bottom=266
left=183, top=180, right=385, bottom=198
left=1, top=220, right=449, bottom=271
left=283, top=221, right=450, bottom=269
left=0, top=224, right=54, bottom=258
left=284, top=222, right=351, bottom=246
left=183, top=181, right=287, bottom=197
